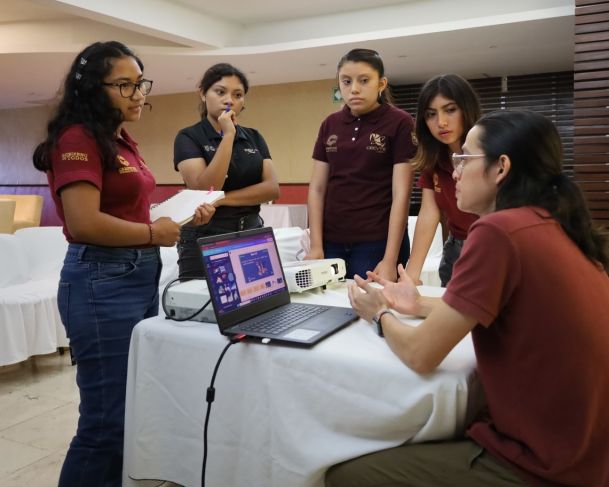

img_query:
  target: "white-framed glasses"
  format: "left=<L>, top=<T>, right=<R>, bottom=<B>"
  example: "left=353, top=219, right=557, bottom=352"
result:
left=451, top=153, right=485, bottom=174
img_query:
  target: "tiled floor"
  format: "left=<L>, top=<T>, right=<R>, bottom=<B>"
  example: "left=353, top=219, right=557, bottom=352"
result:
left=0, top=352, right=180, bottom=487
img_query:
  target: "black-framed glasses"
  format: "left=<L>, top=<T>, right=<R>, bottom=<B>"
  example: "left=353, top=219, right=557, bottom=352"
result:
left=102, top=79, right=153, bottom=98
left=451, top=153, right=485, bottom=175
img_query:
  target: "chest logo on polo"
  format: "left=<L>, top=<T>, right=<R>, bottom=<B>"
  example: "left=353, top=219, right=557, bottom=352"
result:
left=243, top=148, right=258, bottom=154
left=117, top=155, right=137, bottom=174
left=367, top=133, right=386, bottom=153
left=433, top=172, right=442, bottom=193
left=61, top=152, right=88, bottom=162
left=326, top=134, right=338, bottom=152
left=204, top=145, right=216, bottom=153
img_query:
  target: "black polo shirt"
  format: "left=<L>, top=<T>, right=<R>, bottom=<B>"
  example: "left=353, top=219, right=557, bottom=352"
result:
left=173, top=118, right=271, bottom=219
left=312, top=104, right=416, bottom=242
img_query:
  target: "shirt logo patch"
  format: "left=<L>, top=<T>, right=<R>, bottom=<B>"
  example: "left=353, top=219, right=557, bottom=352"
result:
left=204, top=145, right=216, bottom=153
left=61, top=152, right=88, bottom=161
left=117, top=155, right=138, bottom=174
left=117, top=155, right=130, bottom=167
left=243, top=148, right=258, bottom=154
left=367, top=133, right=386, bottom=153
left=433, top=172, right=441, bottom=193
left=326, top=134, right=338, bottom=152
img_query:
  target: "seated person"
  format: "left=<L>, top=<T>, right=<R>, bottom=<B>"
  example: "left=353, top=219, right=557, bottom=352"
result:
left=329, top=110, right=609, bottom=487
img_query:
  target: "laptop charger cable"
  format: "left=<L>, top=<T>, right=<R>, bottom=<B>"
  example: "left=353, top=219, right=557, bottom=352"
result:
left=202, top=332, right=246, bottom=487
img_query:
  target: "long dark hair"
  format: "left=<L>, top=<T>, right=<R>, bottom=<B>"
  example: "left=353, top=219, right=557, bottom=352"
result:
left=412, top=74, right=481, bottom=172
left=337, top=48, right=394, bottom=105
left=33, top=41, right=143, bottom=171
left=198, top=63, right=249, bottom=118
left=477, top=110, right=609, bottom=272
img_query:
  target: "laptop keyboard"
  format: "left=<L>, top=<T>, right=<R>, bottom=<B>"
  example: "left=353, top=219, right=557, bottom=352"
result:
left=239, top=304, right=329, bottom=335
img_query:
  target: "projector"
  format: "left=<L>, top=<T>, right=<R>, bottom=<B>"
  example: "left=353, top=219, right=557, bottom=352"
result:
left=282, top=258, right=346, bottom=293
left=163, top=279, right=216, bottom=322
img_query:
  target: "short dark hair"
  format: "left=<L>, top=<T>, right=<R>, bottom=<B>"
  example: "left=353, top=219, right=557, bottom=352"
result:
left=412, top=74, right=481, bottom=172
left=337, top=48, right=393, bottom=104
left=197, top=63, right=249, bottom=117
left=33, top=41, right=143, bottom=171
left=477, top=109, right=609, bottom=271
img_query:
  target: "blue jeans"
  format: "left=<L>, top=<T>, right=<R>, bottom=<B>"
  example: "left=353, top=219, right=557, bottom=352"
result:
left=324, top=235, right=410, bottom=280
left=57, top=244, right=161, bottom=487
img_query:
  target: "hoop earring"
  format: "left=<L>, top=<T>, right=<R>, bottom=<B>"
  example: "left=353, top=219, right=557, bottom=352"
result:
left=377, top=91, right=384, bottom=104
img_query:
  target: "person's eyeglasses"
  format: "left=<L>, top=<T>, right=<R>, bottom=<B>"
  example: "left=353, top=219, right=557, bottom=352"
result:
left=102, top=79, right=153, bottom=98
left=451, top=153, right=485, bottom=175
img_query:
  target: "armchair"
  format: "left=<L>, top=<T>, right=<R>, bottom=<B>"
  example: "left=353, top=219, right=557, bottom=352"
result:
left=0, top=194, right=44, bottom=231
left=0, top=198, right=16, bottom=233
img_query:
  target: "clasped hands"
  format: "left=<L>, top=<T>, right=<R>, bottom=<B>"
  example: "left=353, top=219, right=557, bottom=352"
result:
left=348, top=263, right=422, bottom=322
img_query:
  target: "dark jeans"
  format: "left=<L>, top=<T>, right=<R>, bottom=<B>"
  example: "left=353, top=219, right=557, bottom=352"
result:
left=57, top=244, right=161, bottom=487
left=178, top=214, right=264, bottom=280
left=439, top=234, right=465, bottom=287
left=323, top=234, right=410, bottom=280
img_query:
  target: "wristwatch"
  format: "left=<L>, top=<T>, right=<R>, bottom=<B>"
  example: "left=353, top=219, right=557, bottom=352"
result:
left=372, top=309, right=394, bottom=337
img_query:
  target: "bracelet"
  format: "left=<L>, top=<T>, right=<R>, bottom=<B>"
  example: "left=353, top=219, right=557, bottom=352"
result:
left=373, top=309, right=394, bottom=337
left=148, top=223, right=154, bottom=245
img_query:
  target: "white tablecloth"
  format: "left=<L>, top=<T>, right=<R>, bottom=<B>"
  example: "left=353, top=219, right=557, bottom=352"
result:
left=123, top=284, right=479, bottom=487
left=260, top=204, right=308, bottom=229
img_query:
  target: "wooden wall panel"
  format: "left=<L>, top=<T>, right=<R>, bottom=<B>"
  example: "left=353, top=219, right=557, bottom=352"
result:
left=574, top=0, right=609, bottom=229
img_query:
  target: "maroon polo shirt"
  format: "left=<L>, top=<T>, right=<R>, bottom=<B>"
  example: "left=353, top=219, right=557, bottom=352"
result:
left=312, top=104, right=416, bottom=243
left=417, top=153, right=477, bottom=240
left=48, top=124, right=156, bottom=243
left=445, top=207, right=609, bottom=486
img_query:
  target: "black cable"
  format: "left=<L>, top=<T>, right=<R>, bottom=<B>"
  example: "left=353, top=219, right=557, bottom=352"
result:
left=202, top=333, right=246, bottom=487
left=161, top=277, right=212, bottom=322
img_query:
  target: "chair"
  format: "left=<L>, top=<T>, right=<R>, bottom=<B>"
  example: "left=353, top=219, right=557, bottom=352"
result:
left=0, top=195, right=44, bottom=231
left=0, top=199, right=16, bottom=233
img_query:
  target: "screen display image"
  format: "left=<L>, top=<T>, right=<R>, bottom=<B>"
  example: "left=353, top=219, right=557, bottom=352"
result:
left=201, top=234, right=285, bottom=316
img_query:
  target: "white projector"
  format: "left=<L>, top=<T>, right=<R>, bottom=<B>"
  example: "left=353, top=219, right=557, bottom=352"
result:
left=282, top=258, right=346, bottom=293
left=163, top=279, right=216, bottom=322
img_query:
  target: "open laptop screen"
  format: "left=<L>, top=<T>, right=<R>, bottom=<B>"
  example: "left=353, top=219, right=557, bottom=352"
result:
left=200, top=230, right=287, bottom=317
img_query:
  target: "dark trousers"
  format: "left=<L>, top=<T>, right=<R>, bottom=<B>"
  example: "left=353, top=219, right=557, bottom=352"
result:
left=177, top=214, right=264, bottom=280
left=323, top=233, right=410, bottom=280
left=57, top=244, right=161, bottom=487
left=439, top=234, right=465, bottom=287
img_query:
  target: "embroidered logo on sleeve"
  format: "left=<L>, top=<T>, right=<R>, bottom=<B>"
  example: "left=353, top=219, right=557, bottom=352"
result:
left=243, top=148, right=258, bottom=155
left=326, top=134, right=338, bottom=152
left=367, top=133, right=386, bottom=153
left=61, top=152, right=88, bottom=161
left=117, top=155, right=138, bottom=174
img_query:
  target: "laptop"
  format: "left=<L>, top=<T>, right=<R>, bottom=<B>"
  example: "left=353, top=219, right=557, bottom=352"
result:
left=197, top=227, right=357, bottom=346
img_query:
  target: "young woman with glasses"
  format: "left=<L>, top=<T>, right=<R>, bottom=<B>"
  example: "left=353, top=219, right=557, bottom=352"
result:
left=32, top=41, right=213, bottom=487
left=173, top=63, right=280, bottom=279
left=405, top=74, right=481, bottom=287
left=306, top=48, right=417, bottom=281
left=333, top=110, right=609, bottom=487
